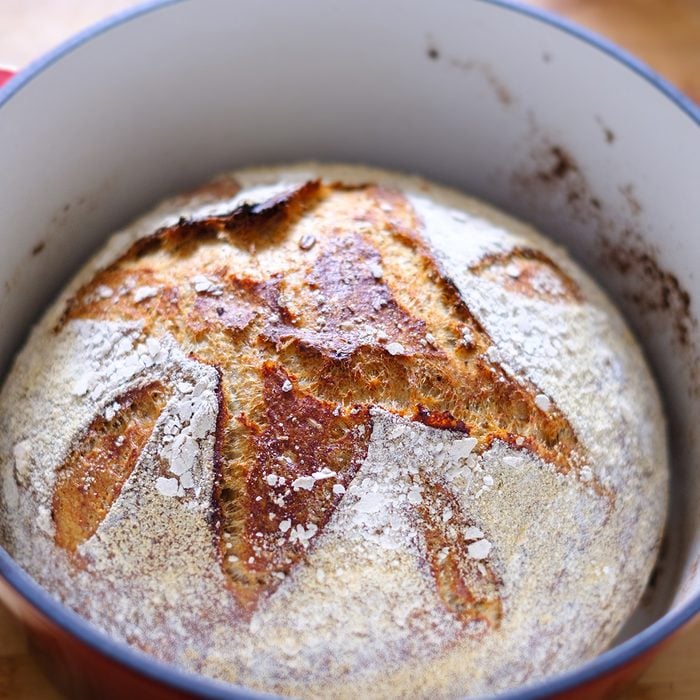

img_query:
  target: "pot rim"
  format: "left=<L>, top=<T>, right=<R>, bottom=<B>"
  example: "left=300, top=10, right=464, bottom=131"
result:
left=0, top=1, right=698, bottom=698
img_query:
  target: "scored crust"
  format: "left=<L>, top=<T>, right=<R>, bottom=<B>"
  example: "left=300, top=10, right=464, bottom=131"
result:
left=0, top=164, right=668, bottom=698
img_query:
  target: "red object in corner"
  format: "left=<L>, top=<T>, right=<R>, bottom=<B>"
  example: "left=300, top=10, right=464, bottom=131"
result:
left=0, top=68, right=16, bottom=87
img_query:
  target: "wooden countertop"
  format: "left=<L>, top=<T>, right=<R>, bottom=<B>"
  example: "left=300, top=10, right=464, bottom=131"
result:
left=0, top=2, right=698, bottom=699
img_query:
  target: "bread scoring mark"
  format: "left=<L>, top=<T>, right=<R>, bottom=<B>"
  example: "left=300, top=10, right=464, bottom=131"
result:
left=53, top=381, right=171, bottom=552
left=346, top=186, right=588, bottom=477
left=56, top=178, right=609, bottom=632
left=220, top=363, right=371, bottom=612
left=210, top=366, right=229, bottom=544
left=155, top=179, right=324, bottom=259
left=469, top=248, right=582, bottom=304
left=418, top=481, right=502, bottom=627
left=57, top=180, right=324, bottom=331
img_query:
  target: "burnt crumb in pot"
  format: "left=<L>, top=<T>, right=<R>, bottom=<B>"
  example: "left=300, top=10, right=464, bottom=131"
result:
left=600, top=230, right=693, bottom=347
left=512, top=135, right=693, bottom=354
left=595, top=115, right=616, bottom=144
left=536, top=145, right=576, bottom=183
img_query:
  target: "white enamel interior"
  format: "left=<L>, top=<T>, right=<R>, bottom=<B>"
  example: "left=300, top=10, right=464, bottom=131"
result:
left=0, top=0, right=698, bottom=680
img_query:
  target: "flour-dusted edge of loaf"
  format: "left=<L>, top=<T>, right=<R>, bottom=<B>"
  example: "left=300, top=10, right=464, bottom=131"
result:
left=0, top=163, right=668, bottom=698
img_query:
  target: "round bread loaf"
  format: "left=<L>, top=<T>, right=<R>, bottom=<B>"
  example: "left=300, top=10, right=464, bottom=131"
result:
left=0, top=164, right=667, bottom=698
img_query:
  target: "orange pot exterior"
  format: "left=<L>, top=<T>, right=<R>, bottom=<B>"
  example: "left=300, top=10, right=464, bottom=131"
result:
left=0, top=577, right=195, bottom=700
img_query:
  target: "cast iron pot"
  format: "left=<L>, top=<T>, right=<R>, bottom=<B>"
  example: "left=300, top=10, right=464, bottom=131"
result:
left=0, top=1, right=698, bottom=698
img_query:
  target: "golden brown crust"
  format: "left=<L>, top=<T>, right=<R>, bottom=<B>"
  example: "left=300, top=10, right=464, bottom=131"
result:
left=53, top=381, right=171, bottom=551
left=470, top=247, right=582, bottom=303
left=265, top=231, right=433, bottom=360
left=56, top=180, right=601, bottom=626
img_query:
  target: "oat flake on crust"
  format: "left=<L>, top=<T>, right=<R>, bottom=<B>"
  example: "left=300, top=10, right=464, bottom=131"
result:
left=0, top=164, right=667, bottom=698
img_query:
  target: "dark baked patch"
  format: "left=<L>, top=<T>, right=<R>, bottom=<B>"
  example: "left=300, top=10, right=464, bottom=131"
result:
left=265, top=232, right=433, bottom=360
left=187, top=287, right=258, bottom=338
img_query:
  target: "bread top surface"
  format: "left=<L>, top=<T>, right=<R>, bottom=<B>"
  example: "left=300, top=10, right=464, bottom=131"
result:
left=0, top=164, right=668, bottom=698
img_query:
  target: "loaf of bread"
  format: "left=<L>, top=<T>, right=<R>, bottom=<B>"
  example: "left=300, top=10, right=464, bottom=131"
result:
left=0, top=164, right=667, bottom=697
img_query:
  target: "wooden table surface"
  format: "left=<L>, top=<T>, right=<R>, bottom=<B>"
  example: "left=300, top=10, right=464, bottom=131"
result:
left=0, top=2, right=699, bottom=699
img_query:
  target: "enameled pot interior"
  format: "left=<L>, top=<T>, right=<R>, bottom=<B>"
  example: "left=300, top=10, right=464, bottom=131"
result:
left=0, top=0, right=698, bottom=695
